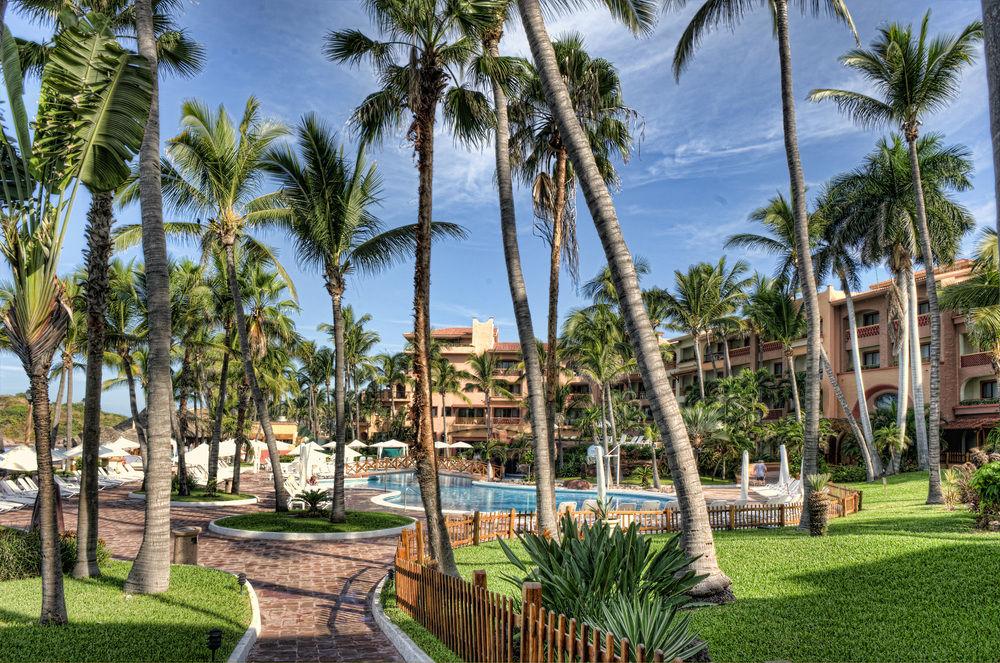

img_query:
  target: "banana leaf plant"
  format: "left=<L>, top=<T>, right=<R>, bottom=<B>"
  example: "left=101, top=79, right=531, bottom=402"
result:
left=0, top=11, right=150, bottom=625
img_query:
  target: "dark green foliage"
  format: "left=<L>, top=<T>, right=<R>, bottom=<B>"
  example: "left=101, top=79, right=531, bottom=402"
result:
left=596, top=594, right=706, bottom=661
left=499, top=513, right=702, bottom=621
left=215, top=510, right=410, bottom=533
left=0, top=528, right=109, bottom=581
left=970, top=462, right=1000, bottom=525
left=829, top=464, right=867, bottom=483
left=298, top=489, right=328, bottom=515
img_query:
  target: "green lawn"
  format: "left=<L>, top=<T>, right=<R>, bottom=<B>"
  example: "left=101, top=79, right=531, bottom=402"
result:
left=215, top=510, right=411, bottom=533
left=0, top=561, right=250, bottom=662
left=381, top=579, right=461, bottom=663
left=136, top=489, right=256, bottom=502
left=453, top=473, right=1000, bottom=662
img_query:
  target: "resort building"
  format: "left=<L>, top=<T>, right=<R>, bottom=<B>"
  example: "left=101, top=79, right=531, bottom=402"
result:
left=367, top=261, right=995, bottom=459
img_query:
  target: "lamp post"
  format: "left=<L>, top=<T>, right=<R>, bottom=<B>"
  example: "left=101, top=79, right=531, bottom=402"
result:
left=207, top=628, right=223, bottom=662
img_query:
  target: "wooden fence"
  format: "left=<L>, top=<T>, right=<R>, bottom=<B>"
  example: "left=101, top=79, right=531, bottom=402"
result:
left=345, top=455, right=502, bottom=480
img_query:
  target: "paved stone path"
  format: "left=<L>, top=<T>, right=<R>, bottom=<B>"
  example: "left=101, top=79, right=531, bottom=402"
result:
left=0, top=474, right=403, bottom=662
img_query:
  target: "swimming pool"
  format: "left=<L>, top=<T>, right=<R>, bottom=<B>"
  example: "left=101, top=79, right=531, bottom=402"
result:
left=338, top=471, right=674, bottom=513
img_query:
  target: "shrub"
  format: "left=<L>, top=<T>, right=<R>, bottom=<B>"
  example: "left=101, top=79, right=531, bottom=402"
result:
left=943, top=464, right=977, bottom=509
left=970, top=462, right=1000, bottom=527
left=297, top=489, right=328, bottom=516
left=0, top=528, right=109, bottom=581
left=594, top=594, right=706, bottom=662
left=969, top=447, right=990, bottom=468
left=829, top=464, right=867, bottom=483
left=631, top=465, right=653, bottom=488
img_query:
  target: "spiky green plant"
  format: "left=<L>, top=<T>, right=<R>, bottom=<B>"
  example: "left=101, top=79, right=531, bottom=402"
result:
left=806, top=473, right=832, bottom=536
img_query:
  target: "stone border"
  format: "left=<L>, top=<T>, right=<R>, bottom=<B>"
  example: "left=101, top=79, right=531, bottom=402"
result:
left=228, top=575, right=262, bottom=663
left=127, top=491, right=258, bottom=508
left=207, top=515, right=415, bottom=541
left=371, top=572, right=433, bottom=663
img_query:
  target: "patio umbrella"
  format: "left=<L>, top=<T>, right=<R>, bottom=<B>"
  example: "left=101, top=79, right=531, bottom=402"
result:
left=594, top=445, right=608, bottom=505
left=434, top=441, right=450, bottom=449
left=339, top=445, right=362, bottom=463
left=347, top=440, right=368, bottom=450
left=779, top=444, right=790, bottom=487
left=740, top=450, right=750, bottom=502
left=372, top=439, right=409, bottom=458
left=298, top=442, right=311, bottom=484
left=0, top=446, right=37, bottom=472
left=449, top=441, right=473, bottom=449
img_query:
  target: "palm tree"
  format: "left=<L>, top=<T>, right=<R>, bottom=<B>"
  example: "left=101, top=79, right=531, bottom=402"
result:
left=828, top=134, right=974, bottom=482
left=123, top=98, right=294, bottom=511
left=681, top=401, right=727, bottom=461
left=326, top=0, right=492, bottom=574
left=432, top=356, right=471, bottom=445
left=265, top=115, right=459, bottom=522
left=343, top=307, right=380, bottom=439
left=465, top=351, right=515, bottom=446
left=375, top=352, right=411, bottom=416
left=745, top=280, right=807, bottom=421
left=664, top=259, right=749, bottom=399
left=127, top=0, right=178, bottom=596
left=809, top=12, right=982, bottom=504
left=510, top=34, right=636, bottom=500
left=1, top=10, right=150, bottom=617
left=668, top=0, right=857, bottom=531
left=477, top=0, right=556, bottom=536
left=105, top=259, right=147, bottom=454
left=985, top=1, right=1000, bottom=259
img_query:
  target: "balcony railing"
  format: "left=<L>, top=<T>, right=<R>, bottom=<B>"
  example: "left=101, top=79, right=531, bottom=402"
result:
left=452, top=417, right=486, bottom=425
left=844, top=323, right=880, bottom=340
left=493, top=417, right=521, bottom=425
left=760, top=341, right=783, bottom=352
left=960, top=352, right=992, bottom=368
left=918, top=314, right=929, bottom=327
left=730, top=346, right=750, bottom=358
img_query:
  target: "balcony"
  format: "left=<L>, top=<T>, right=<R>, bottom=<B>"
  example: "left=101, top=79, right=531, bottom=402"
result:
left=452, top=417, right=486, bottom=425
left=760, top=341, right=783, bottom=353
left=960, top=352, right=992, bottom=368
left=954, top=399, right=1000, bottom=416
left=844, top=324, right=880, bottom=341
left=730, top=346, right=750, bottom=359
left=493, top=417, right=522, bottom=425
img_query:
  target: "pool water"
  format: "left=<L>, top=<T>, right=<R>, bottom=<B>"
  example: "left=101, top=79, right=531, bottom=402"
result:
left=344, top=471, right=674, bottom=513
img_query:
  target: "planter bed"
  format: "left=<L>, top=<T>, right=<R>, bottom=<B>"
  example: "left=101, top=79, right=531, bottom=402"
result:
left=128, top=490, right=258, bottom=508
left=209, top=510, right=414, bottom=541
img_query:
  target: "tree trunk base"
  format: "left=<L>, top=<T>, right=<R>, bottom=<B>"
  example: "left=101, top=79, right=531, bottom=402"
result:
left=72, top=560, right=101, bottom=579
left=689, top=581, right=736, bottom=605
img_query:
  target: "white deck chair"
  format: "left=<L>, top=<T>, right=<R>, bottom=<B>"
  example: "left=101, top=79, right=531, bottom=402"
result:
left=707, top=499, right=729, bottom=508
left=582, top=498, right=600, bottom=512
left=1, top=480, right=36, bottom=504
left=557, top=501, right=576, bottom=513
left=639, top=500, right=661, bottom=511
left=619, top=502, right=638, bottom=511
left=0, top=499, right=24, bottom=512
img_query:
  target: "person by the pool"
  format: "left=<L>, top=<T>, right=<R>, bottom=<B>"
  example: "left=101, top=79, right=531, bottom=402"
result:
left=753, top=460, right=767, bottom=484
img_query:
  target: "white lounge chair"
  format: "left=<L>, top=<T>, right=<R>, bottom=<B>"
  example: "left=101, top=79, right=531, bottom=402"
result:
left=1, top=480, right=36, bottom=504
left=582, top=498, right=600, bottom=512
left=639, top=500, right=661, bottom=511
left=0, top=499, right=24, bottom=512
left=619, top=502, right=638, bottom=511
left=557, top=501, right=576, bottom=513
left=708, top=499, right=729, bottom=508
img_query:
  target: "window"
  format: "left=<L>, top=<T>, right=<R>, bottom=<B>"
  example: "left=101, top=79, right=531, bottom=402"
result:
left=917, top=301, right=930, bottom=315
left=394, top=384, right=405, bottom=398
left=445, top=407, right=453, bottom=417
left=773, top=362, right=783, bottom=376
left=680, top=348, right=695, bottom=361
left=569, top=383, right=590, bottom=394
left=920, top=344, right=930, bottom=361
left=430, top=406, right=438, bottom=417
left=874, top=392, right=897, bottom=410
left=506, top=382, right=522, bottom=395
left=981, top=381, right=998, bottom=399
left=862, top=350, right=880, bottom=368
left=861, top=311, right=880, bottom=326
left=454, top=407, right=485, bottom=418
left=495, top=359, right=518, bottom=370
left=493, top=408, right=519, bottom=419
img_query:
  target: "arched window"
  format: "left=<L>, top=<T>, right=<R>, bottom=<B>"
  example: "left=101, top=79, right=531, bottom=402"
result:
left=873, top=392, right=897, bottom=411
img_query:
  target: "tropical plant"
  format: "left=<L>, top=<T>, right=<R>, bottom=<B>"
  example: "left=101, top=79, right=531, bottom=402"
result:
left=806, top=473, right=831, bottom=536
left=431, top=356, right=471, bottom=446
left=809, top=11, right=982, bottom=504
left=499, top=513, right=702, bottom=633
left=874, top=423, right=911, bottom=474
left=631, top=464, right=653, bottom=488
left=1, top=9, right=150, bottom=618
left=594, top=593, right=705, bottom=662
left=516, top=0, right=730, bottom=597
left=297, top=489, right=328, bottom=516
left=970, top=462, right=1000, bottom=525
left=744, top=279, right=807, bottom=420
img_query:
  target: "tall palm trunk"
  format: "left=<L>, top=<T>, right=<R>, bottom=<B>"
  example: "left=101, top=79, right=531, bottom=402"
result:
left=307, top=385, right=318, bottom=439
left=75, top=190, right=114, bottom=579
left=64, top=351, right=73, bottom=448
left=410, top=97, right=457, bottom=575
left=903, top=128, right=944, bottom=502
left=650, top=441, right=661, bottom=489
left=722, top=337, right=732, bottom=376
left=29, top=368, right=67, bottom=624
left=231, top=381, right=249, bottom=494
left=51, top=366, right=65, bottom=442
left=985, top=0, right=1000, bottom=259
left=785, top=348, right=802, bottom=421
left=126, top=0, right=173, bottom=596
left=544, top=147, right=568, bottom=507
left=176, top=361, right=191, bottom=496
left=906, top=267, right=928, bottom=468
left=223, top=241, right=288, bottom=511
left=840, top=274, right=880, bottom=476
left=693, top=335, right=706, bottom=399
left=328, top=276, right=347, bottom=523
left=207, top=328, right=232, bottom=491
left=894, top=270, right=911, bottom=474
left=122, top=355, right=146, bottom=453
left=440, top=392, right=448, bottom=444
left=770, top=0, right=821, bottom=529
left=517, top=0, right=730, bottom=598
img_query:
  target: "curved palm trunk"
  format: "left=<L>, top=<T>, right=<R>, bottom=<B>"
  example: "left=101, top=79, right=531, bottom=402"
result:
left=122, top=356, right=146, bottom=453
left=820, top=346, right=871, bottom=474
left=307, top=386, right=319, bottom=439
left=841, top=275, right=879, bottom=476
left=223, top=242, right=288, bottom=511
left=126, top=0, right=173, bottom=595
left=904, top=131, right=944, bottom=502
left=785, top=348, right=802, bottom=422
left=985, top=0, right=1000, bottom=261
left=75, top=190, right=115, bottom=579
left=722, top=338, right=732, bottom=376
left=485, top=391, right=492, bottom=443
left=906, top=267, right=928, bottom=468
left=231, top=381, right=249, bottom=494
left=439, top=392, right=448, bottom=444
left=410, top=101, right=457, bottom=575
left=64, top=351, right=73, bottom=448
left=176, top=368, right=191, bottom=496
left=328, top=279, right=348, bottom=523
left=207, top=329, right=233, bottom=491
left=51, top=366, right=65, bottom=441
left=894, top=271, right=911, bottom=475
left=650, top=441, right=662, bottom=489
left=771, top=0, right=821, bottom=530
left=544, top=147, right=568, bottom=497
left=517, top=0, right=730, bottom=598
left=29, top=368, right=67, bottom=624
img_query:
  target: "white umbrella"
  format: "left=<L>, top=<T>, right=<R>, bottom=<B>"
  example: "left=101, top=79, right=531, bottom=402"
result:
left=107, top=436, right=140, bottom=453
left=778, top=444, right=790, bottom=487
left=449, top=441, right=473, bottom=449
left=372, top=439, right=408, bottom=458
left=0, top=446, right=37, bottom=472
left=51, top=448, right=70, bottom=462
left=434, top=441, right=450, bottom=449
left=740, top=450, right=750, bottom=502
left=250, top=439, right=293, bottom=451
left=347, top=439, right=368, bottom=449
left=298, top=442, right=311, bottom=484
left=594, top=445, right=608, bottom=505
left=98, top=445, right=125, bottom=459
left=185, top=442, right=210, bottom=467
left=289, top=441, right=327, bottom=457
left=217, top=439, right=238, bottom=457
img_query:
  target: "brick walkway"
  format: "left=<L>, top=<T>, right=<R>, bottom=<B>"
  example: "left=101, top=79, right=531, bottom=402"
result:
left=0, top=474, right=403, bottom=662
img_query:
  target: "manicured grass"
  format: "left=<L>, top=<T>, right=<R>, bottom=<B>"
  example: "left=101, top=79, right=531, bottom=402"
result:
left=381, top=579, right=461, bottom=663
left=0, top=561, right=250, bottom=662
left=135, top=489, right=255, bottom=502
left=215, top=510, right=411, bottom=533
left=454, top=473, right=1000, bottom=662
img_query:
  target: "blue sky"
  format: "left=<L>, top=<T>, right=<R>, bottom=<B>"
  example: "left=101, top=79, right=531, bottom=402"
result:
left=0, top=0, right=991, bottom=416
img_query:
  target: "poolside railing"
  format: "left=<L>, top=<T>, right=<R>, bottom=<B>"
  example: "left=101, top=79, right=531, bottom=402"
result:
left=344, top=456, right=503, bottom=480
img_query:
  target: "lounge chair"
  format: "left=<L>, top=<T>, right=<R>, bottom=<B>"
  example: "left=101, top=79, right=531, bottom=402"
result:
left=0, top=499, right=24, bottom=512
left=708, top=499, right=729, bottom=508
left=1, top=480, right=36, bottom=505
left=639, top=500, right=661, bottom=511
left=557, top=501, right=576, bottom=513
left=619, top=502, right=638, bottom=511
left=582, top=498, right=600, bottom=512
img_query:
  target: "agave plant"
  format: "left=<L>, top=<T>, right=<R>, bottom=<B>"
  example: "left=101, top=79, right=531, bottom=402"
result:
left=806, top=473, right=832, bottom=536
left=499, top=513, right=702, bottom=624
left=1, top=12, right=151, bottom=624
left=595, top=594, right=706, bottom=661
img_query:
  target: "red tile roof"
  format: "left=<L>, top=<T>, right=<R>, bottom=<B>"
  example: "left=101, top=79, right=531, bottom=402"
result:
left=943, top=414, right=1000, bottom=430
left=868, top=259, right=974, bottom=292
left=492, top=342, right=522, bottom=353
left=432, top=327, right=472, bottom=336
